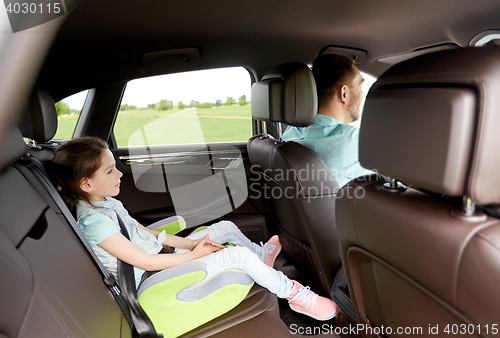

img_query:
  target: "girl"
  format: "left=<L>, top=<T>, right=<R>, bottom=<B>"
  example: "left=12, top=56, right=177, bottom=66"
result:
left=46, top=136, right=336, bottom=321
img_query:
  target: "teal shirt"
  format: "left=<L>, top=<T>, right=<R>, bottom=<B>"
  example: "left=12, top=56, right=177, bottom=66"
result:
left=76, top=197, right=166, bottom=288
left=282, top=114, right=373, bottom=188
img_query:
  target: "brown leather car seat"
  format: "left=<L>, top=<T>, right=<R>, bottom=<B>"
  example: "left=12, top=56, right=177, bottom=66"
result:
left=336, top=47, right=500, bottom=336
left=0, top=91, right=292, bottom=337
left=248, top=62, right=342, bottom=296
left=17, top=88, right=61, bottom=162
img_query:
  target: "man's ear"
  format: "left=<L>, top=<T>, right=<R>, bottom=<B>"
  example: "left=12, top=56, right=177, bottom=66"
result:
left=80, top=177, right=92, bottom=193
left=340, top=85, right=348, bottom=103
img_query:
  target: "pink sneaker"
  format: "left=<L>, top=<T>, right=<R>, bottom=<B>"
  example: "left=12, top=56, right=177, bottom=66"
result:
left=286, top=281, right=336, bottom=321
left=263, top=235, right=281, bottom=267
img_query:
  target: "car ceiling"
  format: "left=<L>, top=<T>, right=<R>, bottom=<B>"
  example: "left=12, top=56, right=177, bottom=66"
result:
left=37, top=0, right=500, bottom=101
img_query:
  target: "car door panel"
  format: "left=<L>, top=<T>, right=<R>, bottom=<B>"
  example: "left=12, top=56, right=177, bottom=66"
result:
left=113, top=141, right=269, bottom=243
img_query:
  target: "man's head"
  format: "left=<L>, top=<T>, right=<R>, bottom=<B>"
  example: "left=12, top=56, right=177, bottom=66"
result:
left=312, top=54, right=364, bottom=123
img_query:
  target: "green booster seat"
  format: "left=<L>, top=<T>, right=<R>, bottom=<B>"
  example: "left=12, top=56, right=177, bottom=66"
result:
left=139, top=216, right=254, bottom=337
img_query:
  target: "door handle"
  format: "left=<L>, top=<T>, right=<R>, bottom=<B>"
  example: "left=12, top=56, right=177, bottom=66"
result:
left=205, top=157, right=241, bottom=170
left=119, top=155, right=192, bottom=165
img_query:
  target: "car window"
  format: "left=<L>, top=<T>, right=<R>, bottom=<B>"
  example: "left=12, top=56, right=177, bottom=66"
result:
left=114, top=67, right=252, bottom=147
left=349, top=71, right=377, bottom=128
left=54, top=90, right=89, bottom=139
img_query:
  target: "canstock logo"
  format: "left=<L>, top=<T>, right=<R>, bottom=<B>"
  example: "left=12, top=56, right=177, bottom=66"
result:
left=3, top=0, right=79, bottom=33
left=126, top=109, right=248, bottom=227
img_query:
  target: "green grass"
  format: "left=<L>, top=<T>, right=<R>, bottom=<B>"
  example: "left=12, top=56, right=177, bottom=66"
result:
left=54, top=114, right=79, bottom=139
left=55, top=105, right=253, bottom=146
left=195, top=105, right=251, bottom=117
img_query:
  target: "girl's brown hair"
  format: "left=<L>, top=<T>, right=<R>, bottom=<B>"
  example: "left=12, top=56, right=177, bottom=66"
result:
left=45, top=136, right=109, bottom=214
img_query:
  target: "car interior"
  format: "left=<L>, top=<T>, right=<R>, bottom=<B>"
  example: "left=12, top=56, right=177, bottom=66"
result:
left=1, top=1, right=500, bottom=337
left=337, top=46, right=500, bottom=335
left=248, top=61, right=343, bottom=297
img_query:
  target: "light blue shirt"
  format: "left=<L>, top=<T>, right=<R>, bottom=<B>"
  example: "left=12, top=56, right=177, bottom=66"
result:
left=77, top=197, right=166, bottom=288
left=282, top=114, right=373, bottom=188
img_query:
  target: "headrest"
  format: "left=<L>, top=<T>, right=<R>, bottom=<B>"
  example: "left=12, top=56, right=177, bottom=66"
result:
left=19, top=88, right=58, bottom=143
left=359, top=47, right=500, bottom=205
left=0, top=125, right=27, bottom=172
left=251, top=62, right=317, bottom=127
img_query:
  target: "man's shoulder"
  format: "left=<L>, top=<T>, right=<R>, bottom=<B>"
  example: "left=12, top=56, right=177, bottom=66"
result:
left=332, top=123, right=359, bottom=136
left=321, top=122, right=359, bottom=138
left=313, top=115, right=358, bottom=133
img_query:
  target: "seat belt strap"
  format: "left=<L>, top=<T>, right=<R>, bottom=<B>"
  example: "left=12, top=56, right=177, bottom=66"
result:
left=116, top=213, right=162, bottom=338
left=21, top=156, right=161, bottom=337
left=18, top=159, right=133, bottom=330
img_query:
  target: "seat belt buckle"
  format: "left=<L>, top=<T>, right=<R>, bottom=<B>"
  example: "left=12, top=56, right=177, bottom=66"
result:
left=104, top=275, right=117, bottom=288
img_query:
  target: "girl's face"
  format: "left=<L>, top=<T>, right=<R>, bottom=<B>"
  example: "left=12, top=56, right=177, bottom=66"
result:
left=80, top=148, right=123, bottom=201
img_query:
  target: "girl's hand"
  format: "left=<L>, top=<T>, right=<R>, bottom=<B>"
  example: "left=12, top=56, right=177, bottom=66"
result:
left=190, top=236, right=224, bottom=251
left=192, top=235, right=224, bottom=258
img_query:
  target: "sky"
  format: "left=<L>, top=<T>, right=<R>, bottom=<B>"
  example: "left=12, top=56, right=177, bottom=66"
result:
left=62, top=67, right=376, bottom=110
left=63, top=67, right=252, bottom=109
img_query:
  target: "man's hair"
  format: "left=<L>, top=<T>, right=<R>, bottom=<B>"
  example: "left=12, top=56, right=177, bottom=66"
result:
left=312, top=54, right=356, bottom=109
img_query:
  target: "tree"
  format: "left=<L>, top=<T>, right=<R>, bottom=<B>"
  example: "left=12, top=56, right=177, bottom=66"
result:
left=224, top=96, right=235, bottom=106
left=120, top=104, right=136, bottom=111
left=238, top=95, right=247, bottom=106
left=55, top=101, right=71, bottom=115
left=197, top=102, right=214, bottom=109
left=148, top=103, right=156, bottom=110
left=178, top=101, right=185, bottom=110
left=158, top=99, right=173, bottom=110
left=215, top=99, right=222, bottom=107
